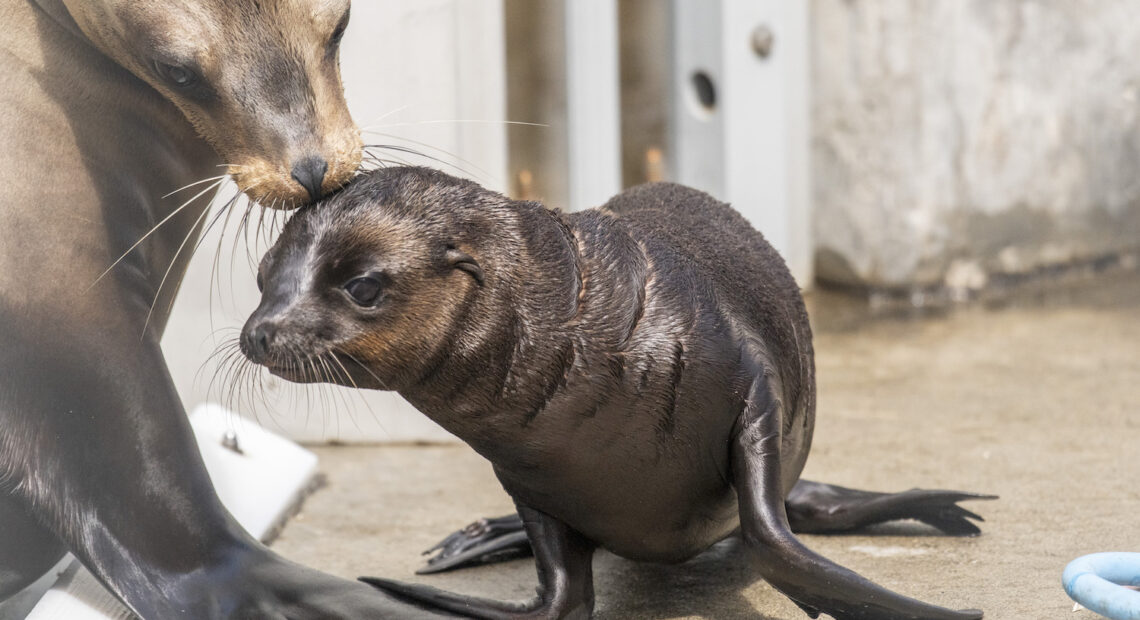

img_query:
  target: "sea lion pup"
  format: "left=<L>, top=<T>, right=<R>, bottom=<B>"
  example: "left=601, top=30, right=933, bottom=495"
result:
left=242, top=166, right=994, bottom=619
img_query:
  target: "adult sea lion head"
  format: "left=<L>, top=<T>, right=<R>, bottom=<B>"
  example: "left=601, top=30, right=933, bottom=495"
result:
left=60, top=0, right=362, bottom=206
left=240, top=167, right=503, bottom=390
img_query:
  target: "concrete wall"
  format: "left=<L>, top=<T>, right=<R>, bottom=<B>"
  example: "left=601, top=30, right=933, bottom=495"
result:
left=813, top=0, right=1140, bottom=291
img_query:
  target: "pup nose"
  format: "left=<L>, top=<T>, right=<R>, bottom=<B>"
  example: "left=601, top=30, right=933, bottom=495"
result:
left=241, top=320, right=278, bottom=363
left=291, top=156, right=329, bottom=202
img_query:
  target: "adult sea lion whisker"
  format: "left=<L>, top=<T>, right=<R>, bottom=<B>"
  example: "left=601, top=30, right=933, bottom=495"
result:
left=234, top=195, right=273, bottom=277
left=232, top=200, right=257, bottom=284
left=208, top=186, right=253, bottom=328
left=255, top=198, right=271, bottom=250
left=87, top=177, right=225, bottom=292
left=362, top=131, right=495, bottom=182
left=140, top=189, right=219, bottom=337
left=361, top=119, right=548, bottom=130
left=363, top=144, right=480, bottom=181
left=162, top=174, right=229, bottom=199
left=360, top=158, right=395, bottom=173
left=165, top=185, right=244, bottom=326
left=254, top=197, right=283, bottom=255
left=356, top=105, right=412, bottom=132
left=361, top=152, right=416, bottom=172
left=257, top=195, right=293, bottom=245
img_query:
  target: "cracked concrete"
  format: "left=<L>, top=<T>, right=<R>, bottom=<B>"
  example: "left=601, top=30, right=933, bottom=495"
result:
left=271, top=269, right=1140, bottom=619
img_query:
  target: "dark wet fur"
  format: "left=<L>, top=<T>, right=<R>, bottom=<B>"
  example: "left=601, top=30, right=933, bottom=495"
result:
left=247, top=167, right=993, bottom=619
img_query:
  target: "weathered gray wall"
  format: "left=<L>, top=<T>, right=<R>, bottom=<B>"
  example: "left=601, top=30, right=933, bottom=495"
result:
left=813, top=0, right=1140, bottom=290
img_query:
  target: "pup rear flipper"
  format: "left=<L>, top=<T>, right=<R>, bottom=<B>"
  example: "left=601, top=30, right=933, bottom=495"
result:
left=417, top=481, right=996, bottom=575
left=787, top=479, right=997, bottom=536
left=417, top=514, right=532, bottom=574
left=733, top=373, right=983, bottom=620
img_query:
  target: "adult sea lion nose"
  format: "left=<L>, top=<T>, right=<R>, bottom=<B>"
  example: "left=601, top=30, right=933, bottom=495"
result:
left=291, top=156, right=329, bottom=201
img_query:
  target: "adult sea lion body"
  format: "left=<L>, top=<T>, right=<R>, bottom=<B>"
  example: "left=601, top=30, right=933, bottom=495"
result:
left=0, top=1, right=450, bottom=617
left=242, top=167, right=995, bottom=619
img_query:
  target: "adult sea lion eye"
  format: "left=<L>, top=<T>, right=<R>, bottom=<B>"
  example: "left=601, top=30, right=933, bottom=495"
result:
left=330, top=22, right=347, bottom=46
left=345, top=275, right=384, bottom=307
left=327, top=9, right=350, bottom=52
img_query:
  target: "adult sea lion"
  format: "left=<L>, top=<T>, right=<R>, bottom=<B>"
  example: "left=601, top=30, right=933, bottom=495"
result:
left=241, top=166, right=995, bottom=619
left=0, top=1, right=450, bottom=617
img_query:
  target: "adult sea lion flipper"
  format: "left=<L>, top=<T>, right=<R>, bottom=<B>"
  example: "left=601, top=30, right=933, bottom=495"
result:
left=731, top=367, right=983, bottom=620
left=0, top=309, right=457, bottom=619
left=363, top=504, right=596, bottom=620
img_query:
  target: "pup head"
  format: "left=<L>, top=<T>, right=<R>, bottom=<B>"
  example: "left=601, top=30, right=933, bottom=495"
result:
left=240, top=167, right=500, bottom=390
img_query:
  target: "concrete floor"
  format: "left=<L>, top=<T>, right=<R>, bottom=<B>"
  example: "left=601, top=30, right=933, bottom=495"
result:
left=271, top=269, right=1140, bottom=620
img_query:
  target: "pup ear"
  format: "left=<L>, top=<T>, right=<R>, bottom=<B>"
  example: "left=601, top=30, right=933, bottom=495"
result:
left=445, top=246, right=484, bottom=285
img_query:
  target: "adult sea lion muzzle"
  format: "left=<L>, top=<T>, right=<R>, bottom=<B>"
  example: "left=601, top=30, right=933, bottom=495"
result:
left=58, top=0, right=362, bottom=207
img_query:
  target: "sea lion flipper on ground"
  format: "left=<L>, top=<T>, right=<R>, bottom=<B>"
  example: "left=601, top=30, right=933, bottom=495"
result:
left=364, top=505, right=596, bottom=619
left=786, top=480, right=998, bottom=536
left=731, top=367, right=983, bottom=620
left=416, top=514, right=532, bottom=574
left=418, top=481, right=996, bottom=573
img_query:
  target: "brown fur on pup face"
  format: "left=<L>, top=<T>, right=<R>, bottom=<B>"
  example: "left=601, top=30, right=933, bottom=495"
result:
left=61, top=0, right=361, bottom=206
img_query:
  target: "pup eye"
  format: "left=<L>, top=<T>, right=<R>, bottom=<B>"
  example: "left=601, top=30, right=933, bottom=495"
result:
left=345, top=276, right=384, bottom=307
left=256, top=270, right=264, bottom=293
left=156, top=61, right=197, bottom=88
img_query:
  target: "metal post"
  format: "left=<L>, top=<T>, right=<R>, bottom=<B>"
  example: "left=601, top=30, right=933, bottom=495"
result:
left=670, top=0, right=812, bottom=285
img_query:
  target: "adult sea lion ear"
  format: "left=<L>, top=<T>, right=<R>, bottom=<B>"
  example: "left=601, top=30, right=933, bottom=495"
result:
left=446, top=246, right=484, bottom=285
